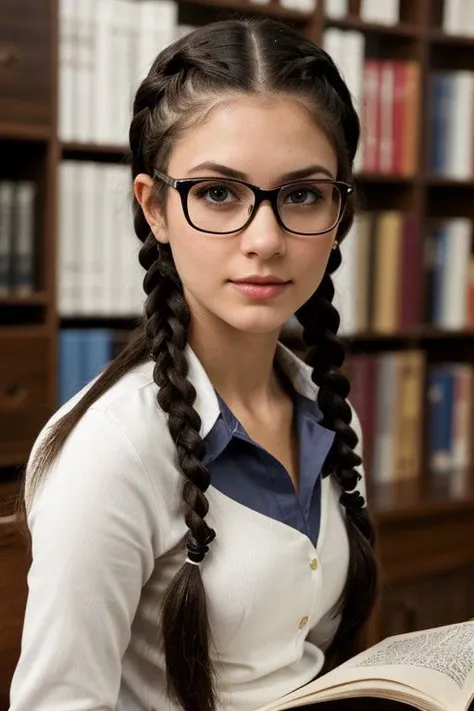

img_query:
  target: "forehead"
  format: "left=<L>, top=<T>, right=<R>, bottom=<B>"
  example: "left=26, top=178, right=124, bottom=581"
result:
left=167, top=95, right=338, bottom=184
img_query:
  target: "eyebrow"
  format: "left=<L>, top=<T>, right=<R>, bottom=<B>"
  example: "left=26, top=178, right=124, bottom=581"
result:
left=186, top=162, right=336, bottom=182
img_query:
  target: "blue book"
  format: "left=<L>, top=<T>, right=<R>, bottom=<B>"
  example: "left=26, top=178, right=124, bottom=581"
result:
left=430, top=73, right=453, bottom=174
left=58, top=330, right=86, bottom=406
left=428, top=366, right=454, bottom=477
left=432, top=225, right=448, bottom=325
left=83, top=329, right=113, bottom=384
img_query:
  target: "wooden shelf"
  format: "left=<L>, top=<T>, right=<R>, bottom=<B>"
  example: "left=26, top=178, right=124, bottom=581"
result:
left=345, top=326, right=474, bottom=343
left=324, top=16, right=419, bottom=38
left=425, top=175, right=474, bottom=188
left=0, top=123, right=52, bottom=142
left=372, top=478, right=474, bottom=523
left=59, top=315, right=143, bottom=330
left=61, top=142, right=130, bottom=163
left=180, top=0, right=311, bottom=21
left=429, top=29, right=474, bottom=47
left=355, top=172, right=416, bottom=184
left=0, top=293, right=49, bottom=306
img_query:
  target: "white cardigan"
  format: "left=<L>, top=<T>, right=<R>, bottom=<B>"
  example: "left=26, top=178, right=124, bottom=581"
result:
left=9, top=342, right=366, bottom=711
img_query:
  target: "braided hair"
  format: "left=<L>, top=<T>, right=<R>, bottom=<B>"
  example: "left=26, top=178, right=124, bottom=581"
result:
left=19, top=17, right=378, bottom=711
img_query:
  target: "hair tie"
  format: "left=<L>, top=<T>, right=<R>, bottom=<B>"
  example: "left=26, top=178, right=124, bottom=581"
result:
left=186, top=531, right=214, bottom=564
left=339, top=489, right=365, bottom=512
left=185, top=557, right=201, bottom=567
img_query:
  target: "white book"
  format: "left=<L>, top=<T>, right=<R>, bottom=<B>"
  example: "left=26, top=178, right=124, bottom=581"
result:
left=442, top=0, right=464, bottom=34
left=92, top=0, right=114, bottom=144
left=440, top=219, right=472, bottom=329
left=59, top=0, right=75, bottom=142
left=134, top=1, right=159, bottom=86
left=333, top=219, right=358, bottom=335
left=447, top=72, right=474, bottom=179
left=96, top=166, right=116, bottom=315
left=76, top=163, right=97, bottom=314
left=74, top=0, right=94, bottom=142
left=360, top=0, right=399, bottom=25
left=339, top=31, right=365, bottom=171
left=0, top=181, right=14, bottom=296
left=13, top=182, right=36, bottom=295
left=466, top=0, right=474, bottom=37
left=153, top=1, right=179, bottom=56
left=112, top=0, right=134, bottom=146
left=322, top=28, right=343, bottom=69
left=58, top=162, right=78, bottom=315
left=324, top=0, right=348, bottom=19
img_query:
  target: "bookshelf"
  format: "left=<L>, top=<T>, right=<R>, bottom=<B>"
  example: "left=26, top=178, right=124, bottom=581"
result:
left=1, top=0, right=474, bottom=706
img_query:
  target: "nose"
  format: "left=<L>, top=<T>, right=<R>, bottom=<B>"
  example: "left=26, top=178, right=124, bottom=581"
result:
left=239, top=201, right=286, bottom=260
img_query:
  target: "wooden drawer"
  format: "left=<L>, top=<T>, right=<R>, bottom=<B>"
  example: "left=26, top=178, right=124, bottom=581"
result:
left=0, top=333, right=52, bottom=465
left=0, top=0, right=54, bottom=129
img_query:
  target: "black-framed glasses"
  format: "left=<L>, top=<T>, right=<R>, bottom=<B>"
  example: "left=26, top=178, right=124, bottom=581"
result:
left=153, top=168, right=353, bottom=236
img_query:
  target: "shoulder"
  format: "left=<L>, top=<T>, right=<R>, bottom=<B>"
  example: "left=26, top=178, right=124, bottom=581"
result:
left=26, top=361, right=178, bottom=535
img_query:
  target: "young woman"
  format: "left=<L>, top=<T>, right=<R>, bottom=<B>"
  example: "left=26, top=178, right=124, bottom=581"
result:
left=9, top=17, right=378, bottom=711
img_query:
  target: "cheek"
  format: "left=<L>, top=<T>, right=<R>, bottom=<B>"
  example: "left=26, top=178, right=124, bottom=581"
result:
left=295, top=236, right=335, bottom=288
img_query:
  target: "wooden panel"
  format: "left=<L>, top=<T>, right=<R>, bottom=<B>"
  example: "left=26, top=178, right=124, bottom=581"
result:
left=379, top=566, right=474, bottom=639
left=0, top=516, right=29, bottom=711
left=0, top=0, right=54, bottom=129
left=377, top=506, right=474, bottom=582
left=0, top=333, right=53, bottom=463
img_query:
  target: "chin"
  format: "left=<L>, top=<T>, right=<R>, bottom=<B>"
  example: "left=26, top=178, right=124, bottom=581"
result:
left=222, top=309, right=291, bottom=335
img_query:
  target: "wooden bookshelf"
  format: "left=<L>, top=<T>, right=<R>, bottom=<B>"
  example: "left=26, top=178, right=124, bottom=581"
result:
left=2, top=0, right=474, bottom=702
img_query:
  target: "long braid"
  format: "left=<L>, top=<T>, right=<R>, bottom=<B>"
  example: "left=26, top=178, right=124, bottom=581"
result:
left=296, top=246, right=378, bottom=664
left=135, top=210, right=217, bottom=710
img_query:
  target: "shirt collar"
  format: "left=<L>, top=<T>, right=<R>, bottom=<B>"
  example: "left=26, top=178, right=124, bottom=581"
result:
left=184, top=341, right=322, bottom=441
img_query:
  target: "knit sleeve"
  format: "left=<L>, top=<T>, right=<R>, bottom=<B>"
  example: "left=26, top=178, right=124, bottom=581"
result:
left=9, top=408, right=159, bottom=711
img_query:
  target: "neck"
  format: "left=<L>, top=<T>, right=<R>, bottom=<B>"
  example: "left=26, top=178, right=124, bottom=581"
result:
left=188, top=323, right=284, bottom=412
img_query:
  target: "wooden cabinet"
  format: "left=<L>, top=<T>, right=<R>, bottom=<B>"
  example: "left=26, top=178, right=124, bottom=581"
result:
left=0, top=330, right=53, bottom=466
left=0, top=0, right=55, bottom=132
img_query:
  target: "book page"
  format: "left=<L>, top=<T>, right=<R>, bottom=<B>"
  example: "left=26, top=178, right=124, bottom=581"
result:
left=257, top=622, right=474, bottom=711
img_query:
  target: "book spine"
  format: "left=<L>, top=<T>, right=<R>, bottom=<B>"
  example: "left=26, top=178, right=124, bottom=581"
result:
left=362, top=60, right=380, bottom=173
left=0, top=181, right=14, bottom=297
left=392, top=61, right=405, bottom=175
left=378, top=61, right=394, bottom=174
left=11, top=181, right=36, bottom=295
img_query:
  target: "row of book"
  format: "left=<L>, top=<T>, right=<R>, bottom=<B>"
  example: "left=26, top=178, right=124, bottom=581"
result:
left=58, top=161, right=144, bottom=317
left=325, top=0, right=400, bottom=25
left=60, top=0, right=178, bottom=145
left=425, top=220, right=474, bottom=329
left=347, top=351, right=473, bottom=492
left=323, top=30, right=420, bottom=176
left=0, top=181, right=36, bottom=297
left=429, top=71, right=474, bottom=180
left=58, top=328, right=130, bottom=405
left=334, top=213, right=474, bottom=335
left=442, top=0, right=474, bottom=36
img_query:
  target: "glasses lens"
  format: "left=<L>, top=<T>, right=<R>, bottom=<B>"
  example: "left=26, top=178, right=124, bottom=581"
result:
left=277, top=181, right=342, bottom=235
left=187, top=180, right=255, bottom=233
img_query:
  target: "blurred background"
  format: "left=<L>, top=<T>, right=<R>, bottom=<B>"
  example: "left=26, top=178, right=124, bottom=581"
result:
left=1, top=0, right=474, bottom=708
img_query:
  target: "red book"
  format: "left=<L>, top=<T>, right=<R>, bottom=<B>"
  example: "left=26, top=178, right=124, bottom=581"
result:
left=399, top=215, right=422, bottom=329
left=392, top=62, right=406, bottom=175
left=362, top=60, right=381, bottom=173
left=347, top=354, right=378, bottom=486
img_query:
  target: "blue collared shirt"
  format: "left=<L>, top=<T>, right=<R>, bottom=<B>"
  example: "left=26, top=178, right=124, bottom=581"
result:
left=203, top=390, right=336, bottom=546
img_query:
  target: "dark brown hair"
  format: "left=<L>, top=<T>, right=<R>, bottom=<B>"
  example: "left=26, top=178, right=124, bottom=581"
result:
left=17, top=18, right=377, bottom=711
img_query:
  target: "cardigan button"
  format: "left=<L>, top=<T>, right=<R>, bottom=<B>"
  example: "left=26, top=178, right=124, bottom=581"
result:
left=298, top=616, right=309, bottom=629
left=310, top=558, right=318, bottom=571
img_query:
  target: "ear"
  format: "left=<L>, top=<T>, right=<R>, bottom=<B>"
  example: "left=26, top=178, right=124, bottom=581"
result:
left=133, top=173, right=169, bottom=244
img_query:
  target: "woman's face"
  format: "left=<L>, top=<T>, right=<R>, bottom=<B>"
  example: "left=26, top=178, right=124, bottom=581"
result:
left=136, top=94, right=340, bottom=337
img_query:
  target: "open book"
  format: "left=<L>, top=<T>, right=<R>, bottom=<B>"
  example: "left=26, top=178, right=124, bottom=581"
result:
left=256, top=621, right=474, bottom=711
